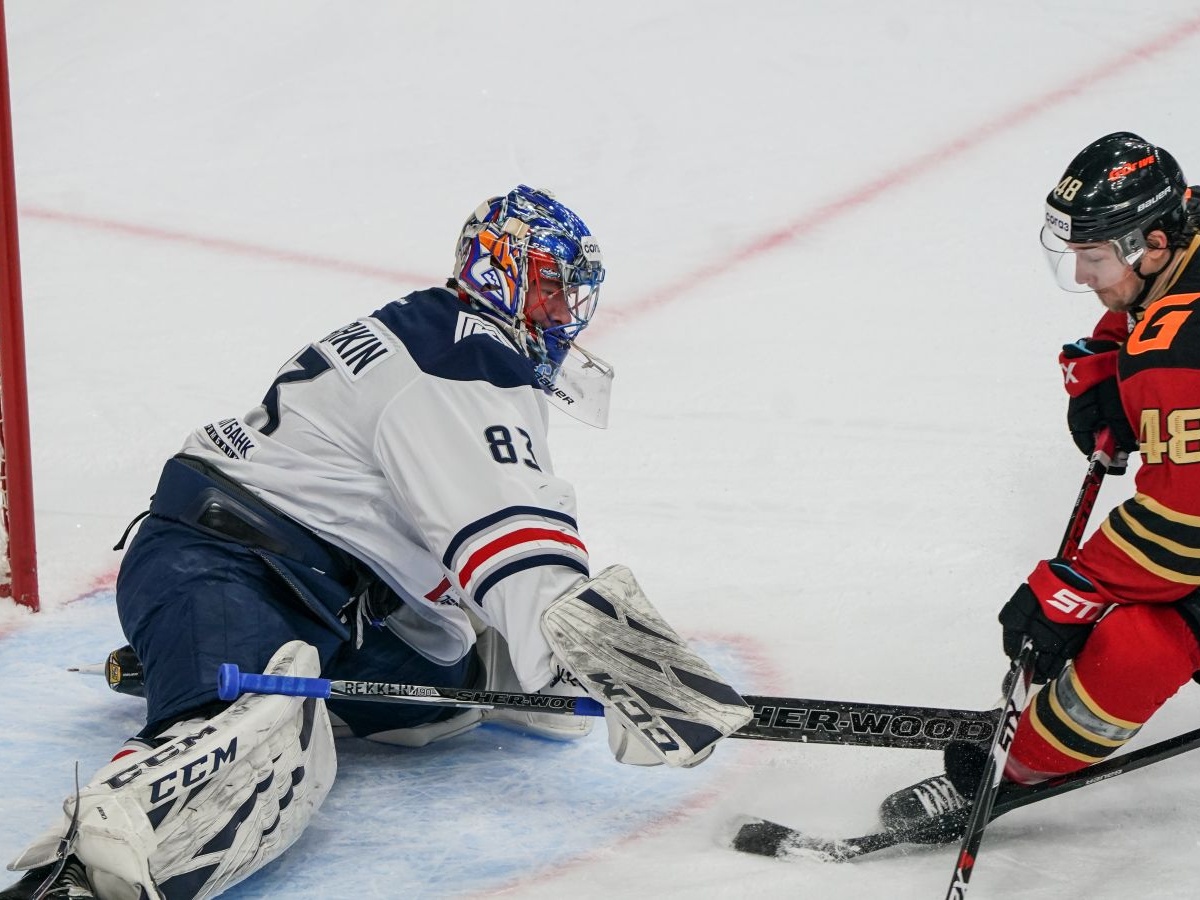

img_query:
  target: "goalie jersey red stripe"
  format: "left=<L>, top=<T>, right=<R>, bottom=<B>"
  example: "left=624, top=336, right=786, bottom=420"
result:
left=458, top=527, right=588, bottom=589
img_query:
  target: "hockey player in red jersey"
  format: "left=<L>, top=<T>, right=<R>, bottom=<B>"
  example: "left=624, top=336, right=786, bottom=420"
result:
left=881, top=132, right=1200, bottom=830
left=2, top=187, right=750, bottom=899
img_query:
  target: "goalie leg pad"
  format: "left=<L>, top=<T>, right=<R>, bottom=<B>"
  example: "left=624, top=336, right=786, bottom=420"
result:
left=541, top=565, right=751, bottom=767
left=8, top=641, right=336, bottom=900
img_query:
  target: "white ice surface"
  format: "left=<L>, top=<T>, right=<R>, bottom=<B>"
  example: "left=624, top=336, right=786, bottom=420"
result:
left=4, top=2, right=1200, bottom=897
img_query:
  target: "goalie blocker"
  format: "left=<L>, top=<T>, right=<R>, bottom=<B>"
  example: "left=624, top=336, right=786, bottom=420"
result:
left=542, top=565, right=753, bottom=767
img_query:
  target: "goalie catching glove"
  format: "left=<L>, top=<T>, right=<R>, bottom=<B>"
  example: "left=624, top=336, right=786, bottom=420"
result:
left=541, top=565, right=753, bottom=768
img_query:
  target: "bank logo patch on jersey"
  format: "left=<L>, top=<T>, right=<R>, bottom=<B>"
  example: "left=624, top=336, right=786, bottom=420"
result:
left=455, top=311, right=511, bottom=349
left=319, top=318, right=392, bottom=381
left=204, top=417, right=258, bottom=460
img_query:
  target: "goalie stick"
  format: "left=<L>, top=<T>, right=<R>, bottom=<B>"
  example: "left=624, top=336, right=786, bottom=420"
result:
left=216, top=663, right=608, bottom=715
left=730, top=719, right=1200, bottom=862
left=80, top=644, right=1001, bottom=750
left=214, top=663, right=1000, bottom=749
left=732, top=695, right=997, bottom=749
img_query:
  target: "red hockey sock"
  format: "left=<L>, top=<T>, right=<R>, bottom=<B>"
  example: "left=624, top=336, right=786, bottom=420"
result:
left=1006, top=603, right=1200, bottom=783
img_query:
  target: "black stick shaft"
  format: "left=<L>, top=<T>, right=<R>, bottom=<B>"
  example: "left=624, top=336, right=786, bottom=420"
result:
left=946, top=646, right=1032, bottom=897
left=993, top=723, right=1200, bottom=816
left=945, top=429, right=1117, bottom=898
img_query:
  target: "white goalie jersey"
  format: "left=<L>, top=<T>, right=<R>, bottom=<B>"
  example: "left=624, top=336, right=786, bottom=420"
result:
left=179, top=287, right=590, bottom=691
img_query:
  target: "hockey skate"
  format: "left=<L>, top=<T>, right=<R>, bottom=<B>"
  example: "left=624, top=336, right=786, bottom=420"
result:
left=878, top=741, right=987, bottom=843
left=0, top=857, right=94, bottom=899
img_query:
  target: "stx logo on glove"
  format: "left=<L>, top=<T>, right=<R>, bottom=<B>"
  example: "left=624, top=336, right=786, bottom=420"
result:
left=1046, top=587, right=1105, bottom=622
left=1058, top=339, right=1120, bottom=397
left=1061, top=360, right=1078, bottom=387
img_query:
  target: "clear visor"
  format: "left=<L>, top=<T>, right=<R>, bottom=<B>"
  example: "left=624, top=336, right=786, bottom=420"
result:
left=536, top=342, right=614, bottom=429
left=1039, top=226, right=1144, bottom=293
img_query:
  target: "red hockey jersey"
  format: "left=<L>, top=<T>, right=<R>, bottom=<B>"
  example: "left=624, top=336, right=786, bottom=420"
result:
left=1075, top=235, right=1200, bottom=603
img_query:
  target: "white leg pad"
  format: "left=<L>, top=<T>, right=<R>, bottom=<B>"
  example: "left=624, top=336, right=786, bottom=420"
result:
left=8, top=641, right=336, bottom=900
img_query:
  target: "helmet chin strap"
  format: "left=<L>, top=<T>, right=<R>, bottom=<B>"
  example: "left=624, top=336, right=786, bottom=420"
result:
left=1129, top=243, right=1176, bottom=309
left=1129, top=269, right=1155, bottom=309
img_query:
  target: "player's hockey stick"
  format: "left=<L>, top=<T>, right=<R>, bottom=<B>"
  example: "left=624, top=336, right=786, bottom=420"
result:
left=214, top=662, right=999, bottom=749
left=732, top=431, right=1127, bottom=879
left=945, top=428, right=1119, bottom=899
left=945, top=641, right=1031, bottom=896
left=731, top=719, right=1200, bottom=861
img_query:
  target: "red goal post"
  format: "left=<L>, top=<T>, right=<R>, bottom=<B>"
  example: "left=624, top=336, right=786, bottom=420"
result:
left=0, top=0, right=38, bottom=610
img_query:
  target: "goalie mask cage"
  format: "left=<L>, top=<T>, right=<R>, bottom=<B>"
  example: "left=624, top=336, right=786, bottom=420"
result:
left=0, top=0, right=38, bottom=611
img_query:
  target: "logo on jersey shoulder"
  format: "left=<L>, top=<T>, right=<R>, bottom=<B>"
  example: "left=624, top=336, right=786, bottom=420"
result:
left=319, top=319, right=392, bottom=381
left=455, top=311, right=512, bottom=349
left=204, top=418, right=258, bottom=460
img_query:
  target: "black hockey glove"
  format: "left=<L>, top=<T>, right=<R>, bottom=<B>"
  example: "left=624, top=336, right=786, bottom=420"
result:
left=1059, top=339, right=1137, bottom=464
left=998, top=559, right=1106, bottom=683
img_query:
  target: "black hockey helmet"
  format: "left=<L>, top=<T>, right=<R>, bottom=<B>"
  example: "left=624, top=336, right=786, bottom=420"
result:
left=1044, top=132, right=1188, bottom=244
left=1041, top=132, right=1189, bottom=292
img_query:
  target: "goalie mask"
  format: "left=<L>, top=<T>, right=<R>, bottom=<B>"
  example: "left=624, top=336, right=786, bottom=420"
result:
left=453, top=184, right=606, bottom=377
left=451, top=186, right=613, bottom=426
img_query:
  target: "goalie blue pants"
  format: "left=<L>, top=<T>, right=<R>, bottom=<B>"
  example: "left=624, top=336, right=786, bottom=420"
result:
left=115, top=457, right=474, bottom=739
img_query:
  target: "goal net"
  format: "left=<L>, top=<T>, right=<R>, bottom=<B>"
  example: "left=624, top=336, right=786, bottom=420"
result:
left=0, top=2, right=37, bottom=609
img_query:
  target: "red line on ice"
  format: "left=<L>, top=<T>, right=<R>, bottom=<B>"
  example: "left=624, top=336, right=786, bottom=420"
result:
left=12, top=13, right=1200, bottom=622
left=618, top=13, right=1200, bottom=318
left=21, top=206, right=438, bottom=286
